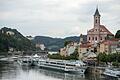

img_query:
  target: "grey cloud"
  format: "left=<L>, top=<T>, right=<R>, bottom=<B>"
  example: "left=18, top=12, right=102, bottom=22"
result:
left=0, top=0, right=120, bottom=37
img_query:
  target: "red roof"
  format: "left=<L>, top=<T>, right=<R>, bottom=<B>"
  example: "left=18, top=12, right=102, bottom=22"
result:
left=80, top=42, right=92, bottom=48
left=88, top=25, right=113, bottom=35
left=101, top=39, right=119, bottom=45
left=100, top=25, right=113, bottom=35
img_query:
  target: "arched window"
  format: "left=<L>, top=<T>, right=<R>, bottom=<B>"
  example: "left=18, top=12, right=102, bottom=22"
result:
left=96, top=20, right=97, bottom=23
left=101, top=37, right=102, bottom=40
left=89, top=37, right=90, bottom=40
left=92, top=37, right=94, bottom=40
left=95, top=37, right=97, bottom=41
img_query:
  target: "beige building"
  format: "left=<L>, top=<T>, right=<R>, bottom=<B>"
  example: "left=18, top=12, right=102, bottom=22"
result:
left=35, top=43, right=45, bottom=50
left=100, top=39, right=120, bottom=54
left=60, top=42, right=77, bottom=56
left=78, top=42, right=91, bottom=59
left=60, top=47, right=67, bottom=56
left=87, top=8, right=113, bottom=44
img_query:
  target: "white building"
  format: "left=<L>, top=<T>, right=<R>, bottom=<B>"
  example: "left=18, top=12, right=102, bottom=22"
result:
left=6, top=31, right=15, bottom=35
left=82, top=51, right=97, bottom=61
left=36, top=43, right=46, bottom=50
left=26, top=36, right=34, bottom=40
left=60, top=42, right=77, bottom=56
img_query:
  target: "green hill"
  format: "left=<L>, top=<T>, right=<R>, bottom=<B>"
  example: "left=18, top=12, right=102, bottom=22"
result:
left=0, top=27, right=35, bottom=52
left=32, top=35, right=87, bottom=51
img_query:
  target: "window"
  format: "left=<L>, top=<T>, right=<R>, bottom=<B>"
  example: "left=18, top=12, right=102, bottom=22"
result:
left=92, top=37, right=94, bottom=40
left=81, top=70, right=83, bottom=72
left=89, top=37, right=90, bottom=40
left=95, top=37, right=97, bottom=41
left=96, top=20, right=97, bottom=23
left=101, top=37, right=102, bottom=40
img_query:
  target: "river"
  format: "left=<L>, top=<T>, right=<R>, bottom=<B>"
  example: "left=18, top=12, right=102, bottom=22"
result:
left=0, top=61, right=119, bottom=80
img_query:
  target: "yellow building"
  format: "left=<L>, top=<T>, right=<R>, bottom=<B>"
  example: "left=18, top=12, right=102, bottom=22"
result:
left=100, top=39, right=119, bottom=54
left=78, top=42, right=92, bottom=59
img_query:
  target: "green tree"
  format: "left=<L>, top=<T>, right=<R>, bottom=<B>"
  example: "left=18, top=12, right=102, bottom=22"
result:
left=97, top=53, right=108, bottom=62
left=0, top=27, right=36, bottom=52
left=64, top=40, right=72, bottom=47
left=115, top=30, right=120, bottom=39
left=69, top=48, right=79, bottom=60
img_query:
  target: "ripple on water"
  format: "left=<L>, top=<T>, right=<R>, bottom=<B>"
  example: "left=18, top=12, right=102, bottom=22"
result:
left=0, top=61, right=119, bottom=80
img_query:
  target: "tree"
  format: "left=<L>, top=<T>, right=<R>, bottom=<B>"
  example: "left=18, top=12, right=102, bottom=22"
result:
left=69, top=48, right=79, bottom=60
left=64, top=40, right=72, bottom=47
left=97, top=52, right=120, bottom=63
left=0, top=27, right=36, bottom=52
left=97, top=53, right=107, bottom=62
left=115, top=30, right=120, bottom=39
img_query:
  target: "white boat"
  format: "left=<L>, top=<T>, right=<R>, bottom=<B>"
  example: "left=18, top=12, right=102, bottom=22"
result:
left=103, top=68, right=120, bottom=78
left=37, top=59, right=87, bottom=74
left=31, top=54, right=40, bottom=66
left=17, top=56, right=32, bottom=66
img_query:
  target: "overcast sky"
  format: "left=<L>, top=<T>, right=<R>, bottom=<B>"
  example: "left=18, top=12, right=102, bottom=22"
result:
left=0, top=0, right=120, bottom=38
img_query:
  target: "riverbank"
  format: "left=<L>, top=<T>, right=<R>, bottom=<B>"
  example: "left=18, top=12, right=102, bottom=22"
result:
left=86, top=66, right=105, bottom=75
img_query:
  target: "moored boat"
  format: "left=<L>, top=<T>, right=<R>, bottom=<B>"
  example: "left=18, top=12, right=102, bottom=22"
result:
left=31, top=54, right=40, bottom=66
left=17, top=56, right=32, bottom=66
left=37, top=59, right=87, bottom=74
left=103, top=68, right=120, bottom=78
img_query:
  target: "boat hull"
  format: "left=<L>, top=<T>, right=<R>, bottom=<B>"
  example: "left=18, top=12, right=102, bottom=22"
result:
left=103, top=69, right=120, bottom=78
left=17, top=58, right=32, bottom=66
left=37, top=60, right=87, bottom=74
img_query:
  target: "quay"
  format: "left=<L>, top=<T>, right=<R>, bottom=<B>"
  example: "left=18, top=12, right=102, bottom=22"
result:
left=86, top=66, right=106, bottom=74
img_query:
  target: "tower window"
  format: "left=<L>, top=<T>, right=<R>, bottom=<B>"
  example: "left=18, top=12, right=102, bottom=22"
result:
left=96, top=20, right=97, bottom=23
left=92, top=37, right=94, bottom=40
left=89, top=37, right=90, bottom=40
left=101, top=37, right=102, bottom=40
left=95, top=37, right=97, bottom=41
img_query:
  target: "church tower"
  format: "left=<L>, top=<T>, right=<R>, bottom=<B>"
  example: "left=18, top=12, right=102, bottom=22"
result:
left=94, top=7, right=101, bottom=27
left=79, top=34, right=83, bottom=44
left=87, top=7, right=113, bottom=44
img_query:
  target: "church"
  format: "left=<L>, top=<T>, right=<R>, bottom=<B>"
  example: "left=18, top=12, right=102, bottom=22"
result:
left=78, top=7, right=117, bottom=60
left=87, top=8, right=113, bottom=44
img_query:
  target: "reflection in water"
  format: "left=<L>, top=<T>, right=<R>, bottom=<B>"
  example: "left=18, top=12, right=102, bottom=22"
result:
left=0, top=61, right=119, bottom=80
left=38, top=68, right=85, bottom=80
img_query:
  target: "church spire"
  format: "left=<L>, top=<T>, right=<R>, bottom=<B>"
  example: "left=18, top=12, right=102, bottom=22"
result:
left=94, top=6, right=101, bottom=27
left=94, top=7, right=100, bottom=16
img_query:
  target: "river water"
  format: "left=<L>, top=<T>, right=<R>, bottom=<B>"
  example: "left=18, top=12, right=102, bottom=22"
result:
left=0, top=61, right=119, bottom=80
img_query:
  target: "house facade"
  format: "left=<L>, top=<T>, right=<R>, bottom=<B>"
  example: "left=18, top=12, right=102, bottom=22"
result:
left=60, top=42, right=77, bottom=56
left=100, top=39, right=120, bottom=54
